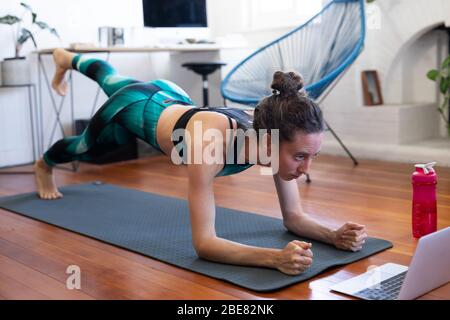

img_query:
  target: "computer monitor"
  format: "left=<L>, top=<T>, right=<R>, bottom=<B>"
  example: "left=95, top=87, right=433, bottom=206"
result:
left=143, top=0, right=207, bottom=28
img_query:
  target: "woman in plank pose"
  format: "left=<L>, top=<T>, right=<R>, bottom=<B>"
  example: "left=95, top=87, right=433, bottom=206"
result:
left=34, top=48, right=367, bottom=275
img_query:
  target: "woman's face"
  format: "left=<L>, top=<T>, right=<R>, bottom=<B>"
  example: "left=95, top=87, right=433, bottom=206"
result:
left=276, top=131, right=323, bottom=181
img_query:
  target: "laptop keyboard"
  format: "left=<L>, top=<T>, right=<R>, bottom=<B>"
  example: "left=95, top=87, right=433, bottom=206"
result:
left=354, top=271, right=408, bottom=300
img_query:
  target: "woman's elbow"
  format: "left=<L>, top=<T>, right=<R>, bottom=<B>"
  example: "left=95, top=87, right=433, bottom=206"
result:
left=193, top=239, right=211, bottom=259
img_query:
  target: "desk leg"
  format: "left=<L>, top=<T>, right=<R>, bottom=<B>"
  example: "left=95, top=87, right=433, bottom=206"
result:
left=42, top=61, right=67, bottom=150
left=27, top=86, right=36, bottom=164
left=69, top=70, right=79, bottom=172
left=38, top=54, right=43, bottom=156
left=32, top=84, right=41, bottom=158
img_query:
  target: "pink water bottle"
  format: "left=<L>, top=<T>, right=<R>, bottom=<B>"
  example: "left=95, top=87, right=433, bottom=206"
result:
left=412, top=162, right=438, bottom=238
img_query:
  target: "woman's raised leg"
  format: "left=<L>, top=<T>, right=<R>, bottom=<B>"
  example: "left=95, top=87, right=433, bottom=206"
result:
left=51, top=48, right=139, bottom=97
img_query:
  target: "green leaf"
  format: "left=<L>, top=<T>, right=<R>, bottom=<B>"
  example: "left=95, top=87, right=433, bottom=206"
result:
left=26, top=29, right=37, bottom=48
left=439, top=77, right=449, bottom=94
left=20, top=2, right=33, bottom=13
left=50, top=28, right=60, bottom=38
left=17, top=28, right=37, bottom=48
left=17, top=29, right=31, bottom=45
left=34, top=20, right=60, bottom=38
left=427, top=69, right=439, bottom=81
left=0, top=15, right=21, bottom=25
left=442, top=55, right=450, bottom=69
left=35, top=21, right=49, bottom=30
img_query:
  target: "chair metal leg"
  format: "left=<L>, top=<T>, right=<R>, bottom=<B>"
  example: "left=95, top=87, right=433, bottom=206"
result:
left=306, top=174, right=312, bottom=183
left=324, top=120, right=358, bottom=166
left=202, top=75, right=209, bottom=107
left=304, top=120, right=357, bottom=184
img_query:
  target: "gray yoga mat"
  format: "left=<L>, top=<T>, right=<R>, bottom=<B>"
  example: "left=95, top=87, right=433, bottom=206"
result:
left=0, top=182, right=393, bottom=292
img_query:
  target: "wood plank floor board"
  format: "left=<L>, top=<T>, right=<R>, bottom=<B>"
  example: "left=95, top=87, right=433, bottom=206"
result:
left=0, top=154, right=448, bottom=299
left=0, top=212, right=244, bottom=300
left=0, top=254, right=94, bottom=300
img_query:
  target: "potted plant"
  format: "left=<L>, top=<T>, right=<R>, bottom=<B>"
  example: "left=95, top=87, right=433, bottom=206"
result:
left=427, top=55, right=450, bottom=137
left=0, top=2, right=59, bottom=85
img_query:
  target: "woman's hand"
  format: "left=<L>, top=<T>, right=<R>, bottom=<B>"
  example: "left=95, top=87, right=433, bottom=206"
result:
left=277, top=240, right=313, bottom=275
left=332, top=222, right=367, bottom=252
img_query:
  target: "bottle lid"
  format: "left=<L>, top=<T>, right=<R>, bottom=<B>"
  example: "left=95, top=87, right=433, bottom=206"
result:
left=415, top=162, right=437, bottom=174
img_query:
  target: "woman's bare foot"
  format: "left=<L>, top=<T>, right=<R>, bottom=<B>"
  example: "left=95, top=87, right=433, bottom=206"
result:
left=51, top=48, right=75, bottom=96
left=34, top=158, right=63, bottom=200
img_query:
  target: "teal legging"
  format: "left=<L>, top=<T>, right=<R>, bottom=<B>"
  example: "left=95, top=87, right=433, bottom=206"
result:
left=43, top=54, right=194, bottom=166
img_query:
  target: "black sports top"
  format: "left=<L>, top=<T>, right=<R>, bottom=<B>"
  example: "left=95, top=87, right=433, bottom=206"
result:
left=171, top=107, right=254, bottom=177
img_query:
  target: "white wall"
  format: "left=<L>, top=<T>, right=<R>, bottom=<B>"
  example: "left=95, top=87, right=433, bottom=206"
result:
left=209, top=0, right=450, bottom=146
left=207, top=0, right=324, bottom=48
left=0, top=0, right=144, bottom=60
left=0, top=0, right=251, bottom=166
left=388, top=31, right=441, bottom=104
left=1, top=0, right=449, bottom=166
left=322, top=0, right=450, bottom=141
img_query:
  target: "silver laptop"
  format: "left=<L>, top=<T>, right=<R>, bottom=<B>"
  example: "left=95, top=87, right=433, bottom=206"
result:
left=331, top=227, right=450, bottom=300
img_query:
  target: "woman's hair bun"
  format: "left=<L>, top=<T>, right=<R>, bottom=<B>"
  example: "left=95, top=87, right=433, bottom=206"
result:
left=271, top=71, right=306, bottom=97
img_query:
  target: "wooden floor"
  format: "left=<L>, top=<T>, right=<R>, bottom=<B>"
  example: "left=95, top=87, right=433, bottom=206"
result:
left=0, top=154, right=448, bottom=300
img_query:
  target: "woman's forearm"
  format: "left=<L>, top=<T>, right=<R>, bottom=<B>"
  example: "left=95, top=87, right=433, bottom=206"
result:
left=284, top=214, right=336, bottom=245
left=197, top=237, right=281, bottom=269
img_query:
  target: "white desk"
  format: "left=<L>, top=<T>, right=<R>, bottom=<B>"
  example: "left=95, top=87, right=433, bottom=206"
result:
left=37, top=44, right=221, bottom=54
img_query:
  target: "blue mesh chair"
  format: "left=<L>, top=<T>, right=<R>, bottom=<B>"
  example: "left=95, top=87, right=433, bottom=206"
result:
left=221, top=0, right=366, bottom=181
